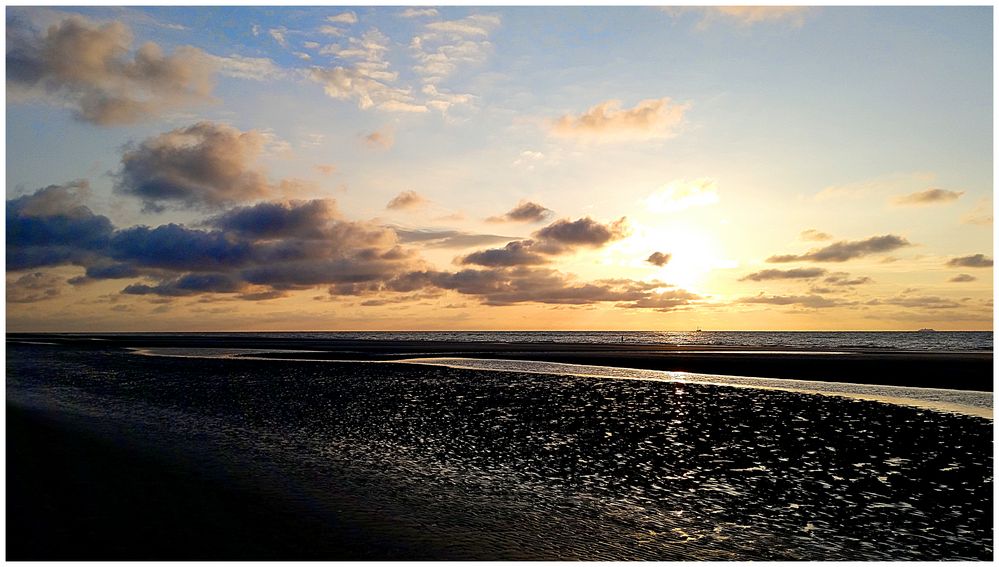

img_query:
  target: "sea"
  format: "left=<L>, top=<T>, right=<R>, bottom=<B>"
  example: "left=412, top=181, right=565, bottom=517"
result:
left=78, top=330, right=994, bottom=351
left=5, top=332, right=994, bottom=560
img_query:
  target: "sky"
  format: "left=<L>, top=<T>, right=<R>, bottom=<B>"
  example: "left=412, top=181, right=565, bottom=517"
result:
left=5, top=5, right=994, bottom=331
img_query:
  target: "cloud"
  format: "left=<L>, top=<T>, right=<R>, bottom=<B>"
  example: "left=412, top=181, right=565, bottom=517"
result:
left=823, top=272, right=873, bottom=286
left=945, top=254, right=993, bottom=268
left=210, top=54, right=283, bottom=80
left=892, top=188, right=964, bottom=206
left=866, top=295, right=961, bottom=310
left=616, top=289, right=702, bottom=312
left=7, top=271, right=63, bottom=303
left=962, top=200, right=993, bottom=226
left=702, top=7, right=810, bottom=27
left=327, top=11, right=358, bottom=25
left=268, top=27, right=288, bottom=47
left=7, top=15, right=215, bottom=124
left=114, top=121, right=272, bottom=211
left=767, top=234, right=911, bottom=263
left=365, top=129, right=395, bottom=149
left=205, top=199, right=340, bottom=239
left=949, top=273, right=977, bottom=283
left=386, top=190, right=428, bottom=210
left=315, top=164, right=337, bottom=176
left=458, top=216, right=629, bottom=267
left=550, top=98, right=689, bottom=142
left=311, top=28, right=427, bottom=113
left=800, top=229, right=832, bottom=241
left=124, top=272, right=245, bottom=296
left=645, top=178, right=719, bottom=213
left=394, top=229, right=512, bottom=249
left=410, top=14, right=501, bottom=84
left=647, top=252, right=671, bottom=266
left=7, top=181, right=114, bottom=270
left=533, top=216, right=629, bottom=250
left=399, top=8, right=438, bottom=18
left=486, top=201, right=553, bottom=223
left=460, top=240, right=548, bottom=267
left=740, top=267, right=827, bottom=281
left=738, top=293, right=845, bottom=309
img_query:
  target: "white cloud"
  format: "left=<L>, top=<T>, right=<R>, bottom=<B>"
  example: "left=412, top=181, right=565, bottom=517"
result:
left=211, top=54, right=285, bottom=81
left=327, top=11, right=358, bottom=25
left=399, top=8, right=438, bottom=18
left=550, top=98, right=690, bottom=142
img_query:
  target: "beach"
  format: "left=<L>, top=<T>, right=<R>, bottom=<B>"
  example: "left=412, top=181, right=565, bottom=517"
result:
left=6, top=336, right=993, bottom=560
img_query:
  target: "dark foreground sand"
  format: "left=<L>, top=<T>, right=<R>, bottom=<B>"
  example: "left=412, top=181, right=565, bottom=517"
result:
left=8, top=339, right=995, bottom=560
left=9, top=332, right=993, bottom=391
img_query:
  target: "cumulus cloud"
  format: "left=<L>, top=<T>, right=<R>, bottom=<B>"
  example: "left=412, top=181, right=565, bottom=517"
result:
left=386, top=190, right=428, bottom=210
left=7, top=15, right=215, bottom=124
left=616, top=289, right=701, bottom=312
left=114, top=121, right=271, bottom=211
left=946, top=254, right=993, bottom=268
left=486, top=201, right=553, bottom=223
left=740, top=267, right=827, bottom=281
left=327, top=11, right=358, bottom=25
left=550, top=98, right=689, bottom=142
left=205, top=199, right=340, bottom=239
left=866, top=295, right=961, bottom=310
left=767, top=234, right=911, bottom=263
left=647, top=252, right=671, bottom=266
left=645, top=178, right=719, bottom=213
left=459, top=216, right=629, bottom=267
left=949, top=273, right=977, bottom=283
left=7, top=271, right=63, bottom=303
left=399, top=8, right=439, bottom=18
left=460, top=240, right=548, bottom=267
left=800, top=229, right=832, bottom=241
left=7, top=181, right=114, bottom=270
left=892, top=188, right=964, bottom=206
left=410, top=14, right=500, bottom=84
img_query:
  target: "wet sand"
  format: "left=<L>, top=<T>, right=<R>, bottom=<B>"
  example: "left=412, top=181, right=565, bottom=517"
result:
left=6, top=341, right=993, bottom=560
left=9, top=333, right=993, bottom=391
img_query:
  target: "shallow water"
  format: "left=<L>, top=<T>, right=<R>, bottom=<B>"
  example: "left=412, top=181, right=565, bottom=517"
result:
left=7, top=342, right=994, bottom=560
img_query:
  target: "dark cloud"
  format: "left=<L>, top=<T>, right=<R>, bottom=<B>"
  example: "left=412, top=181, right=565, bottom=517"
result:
left=892, top=188, right=964, bottom=206
left=110, top=224, right=253, bottom=271
left=823, top=272, right=873, bottom=286
left=946, top=254, right=993, bottom=268
left=737, top=294, right=845, bottom=309
left=486, top=201, right=553, bottom=223
left=740, top=267, right=827, bottom=281
left=7, top=181, right=114, bottom=270
left=647, top=252, right=671, bottom=266
left=123, top=272, right=245, bottom=296
left=7, top=16, right=215, bottom=125
left=394, top=229, right=512, bottom=249
left=767, top=234, right=911, bottom=263
left=533, top=216, right=628, bottom=249
left=800, top=229, right=832, bottom=241
left=460, top=240, right=547, bottom=267
left=949, top=273, right=977, bottom=283
left=7, top=271, right=63, bottom=303
left=115, top=121, right=271, bottom=211
left=205, top=199, right=339, bottom=239
left=386, top=190, right=427, bottom=210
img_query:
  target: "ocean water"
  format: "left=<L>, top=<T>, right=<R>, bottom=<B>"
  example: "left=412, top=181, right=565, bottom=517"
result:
left=6, top=341, right=993, bottom=560
left=82, top=330, right=994, bottom=351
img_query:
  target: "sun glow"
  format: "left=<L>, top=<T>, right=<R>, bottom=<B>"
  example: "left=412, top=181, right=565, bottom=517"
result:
left=602, top=222, right=733, bottom=292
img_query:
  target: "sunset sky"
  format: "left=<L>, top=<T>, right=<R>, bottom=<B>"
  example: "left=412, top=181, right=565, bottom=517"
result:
left=6, top=5, right=994, bottom=331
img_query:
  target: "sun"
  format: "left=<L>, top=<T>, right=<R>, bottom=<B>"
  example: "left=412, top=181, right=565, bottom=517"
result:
left=601, top=221, right=734, bottom=292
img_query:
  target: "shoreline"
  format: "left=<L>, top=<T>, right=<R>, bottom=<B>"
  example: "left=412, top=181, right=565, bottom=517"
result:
left=9, top=333, right=994, bottom=391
